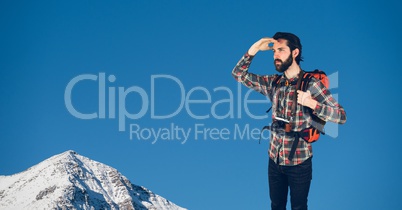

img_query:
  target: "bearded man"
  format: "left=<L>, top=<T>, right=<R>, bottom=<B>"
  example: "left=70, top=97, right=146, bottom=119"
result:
left=232, top=32, right=347, bottom=210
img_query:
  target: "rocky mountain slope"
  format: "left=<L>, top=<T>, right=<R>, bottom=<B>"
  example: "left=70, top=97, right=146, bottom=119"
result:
left=0, top=150, right=186, bottom=210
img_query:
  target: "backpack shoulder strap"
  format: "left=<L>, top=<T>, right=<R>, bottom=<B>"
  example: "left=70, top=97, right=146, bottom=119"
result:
left=300, top=72, right=314, bottom=92
left=291, top=70, right=304, bottom=116
left=289, top=70, right=306, bottom=161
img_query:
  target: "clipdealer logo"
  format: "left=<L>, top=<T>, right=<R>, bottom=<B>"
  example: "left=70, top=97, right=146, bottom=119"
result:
left=64, top=72, right=340, bottom=143
left=64, top=73, right=271, bottom=143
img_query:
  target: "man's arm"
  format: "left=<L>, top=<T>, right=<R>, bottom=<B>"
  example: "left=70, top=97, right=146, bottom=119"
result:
left=297, top=81, right=347, bottom=124
left=232, top=38, right=278, bottom=96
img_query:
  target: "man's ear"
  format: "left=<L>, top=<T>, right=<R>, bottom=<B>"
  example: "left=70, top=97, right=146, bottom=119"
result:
left=292, top=48, right=299, bottom=58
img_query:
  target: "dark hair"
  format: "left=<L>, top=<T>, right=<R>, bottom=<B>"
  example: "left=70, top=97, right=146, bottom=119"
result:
left=273, top=32, right=303, bottom=64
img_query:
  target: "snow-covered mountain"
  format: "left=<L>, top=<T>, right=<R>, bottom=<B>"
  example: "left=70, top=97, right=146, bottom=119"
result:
left=0, top=150, right=186, bottom=210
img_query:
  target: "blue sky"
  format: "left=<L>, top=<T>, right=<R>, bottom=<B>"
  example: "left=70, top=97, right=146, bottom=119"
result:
left=1, top=0, right=401, bottom=209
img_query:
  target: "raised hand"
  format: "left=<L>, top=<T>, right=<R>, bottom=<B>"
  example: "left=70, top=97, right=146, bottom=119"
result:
left=297, top=90, right=317, bottom=109
left=248, top=37, right=278, bottom=56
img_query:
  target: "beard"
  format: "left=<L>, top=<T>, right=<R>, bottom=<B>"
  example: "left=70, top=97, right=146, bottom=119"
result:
left=274, top=54, right=293, bottom=73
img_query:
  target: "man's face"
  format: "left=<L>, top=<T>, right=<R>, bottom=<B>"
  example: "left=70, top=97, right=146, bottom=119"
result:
left=272, top=39, right=293, bottom=73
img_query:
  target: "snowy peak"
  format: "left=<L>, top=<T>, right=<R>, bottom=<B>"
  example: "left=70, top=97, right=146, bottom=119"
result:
left=0, top=150, right=186, bottom=210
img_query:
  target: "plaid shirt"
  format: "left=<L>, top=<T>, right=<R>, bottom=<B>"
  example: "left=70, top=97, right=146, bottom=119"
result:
left=232, top=53, right=347, bottom=166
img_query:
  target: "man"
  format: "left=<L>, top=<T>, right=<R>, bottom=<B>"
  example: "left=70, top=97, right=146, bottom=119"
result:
left=232, top=32, right=347, bottom=210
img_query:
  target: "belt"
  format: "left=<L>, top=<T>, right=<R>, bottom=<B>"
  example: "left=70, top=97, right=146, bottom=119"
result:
left=260, top=120, right=300, bottom=161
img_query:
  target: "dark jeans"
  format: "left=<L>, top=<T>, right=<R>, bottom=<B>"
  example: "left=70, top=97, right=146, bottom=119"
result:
left=268, top=157, right=312, bottom=210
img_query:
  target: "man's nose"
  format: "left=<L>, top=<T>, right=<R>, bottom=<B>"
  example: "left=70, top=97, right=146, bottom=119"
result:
left=273, top=52, right=280, bottom=59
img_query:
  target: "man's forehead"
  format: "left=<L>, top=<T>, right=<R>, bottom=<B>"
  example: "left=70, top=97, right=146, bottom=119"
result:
left=273, top=39, right=288, bottom=49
